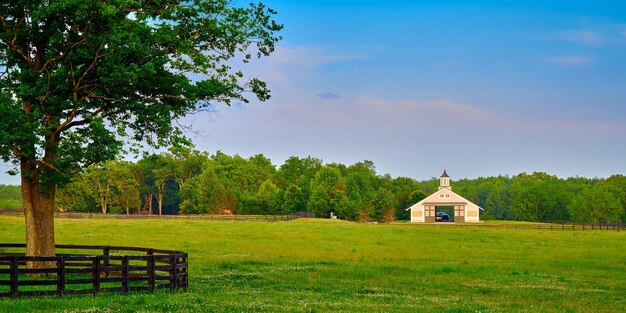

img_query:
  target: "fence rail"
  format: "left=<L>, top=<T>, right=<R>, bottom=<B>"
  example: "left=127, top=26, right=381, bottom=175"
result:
left=0, top=209, right=296, bottom=221
left=411, top=221, right=625, bottom=231
left=0, top=209, right=622, bottom=230
left=0, top=244, right=187, bottom=297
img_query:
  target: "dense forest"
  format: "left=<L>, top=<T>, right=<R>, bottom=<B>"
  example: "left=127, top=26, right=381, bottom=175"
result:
left=1, top=149, right=625, bottom=223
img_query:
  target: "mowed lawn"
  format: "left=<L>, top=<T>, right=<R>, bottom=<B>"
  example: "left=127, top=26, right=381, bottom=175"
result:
left=0, top=216, right=624, bottom=312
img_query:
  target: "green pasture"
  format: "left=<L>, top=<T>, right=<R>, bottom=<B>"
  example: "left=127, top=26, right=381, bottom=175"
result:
left=0, top=216, right=624, bottom=312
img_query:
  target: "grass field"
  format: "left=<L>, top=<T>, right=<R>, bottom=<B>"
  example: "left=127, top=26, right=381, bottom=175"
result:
left=0, top=216, right=624, bottom=312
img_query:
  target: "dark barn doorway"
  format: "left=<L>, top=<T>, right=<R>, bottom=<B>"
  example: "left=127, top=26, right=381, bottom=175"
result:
left=435, top=205, right=454, bottom=222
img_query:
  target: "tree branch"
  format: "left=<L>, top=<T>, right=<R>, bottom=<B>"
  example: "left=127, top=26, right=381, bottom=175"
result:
left=36, top=159, right=62, bottom=174
left=60, top=108, right=125, bottom=132
left=39, top=22, right=92, bottom=75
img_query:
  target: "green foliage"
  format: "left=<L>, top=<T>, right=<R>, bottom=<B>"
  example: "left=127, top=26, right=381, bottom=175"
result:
left=372, top=188, right=394, bottom=222
left=605, top=174, right=626, bottom=222
left=400, top=189, right=427, bottom=220
left=2, top=0, right=280, bottom=179
left=389, top=177, right=419, bottom=219
left=407, top=189, right=427, bottom=205
left=509, top=173, right=570, bottom=221
left=56, top=178, right=97, bottom=213
left=0, top=185, right=21, bottom=209
left=179, top=165, right=234, bottom=214
left=307, top=166, right=344, bottom=218
left=83, top=162, right=117, bottom=214
left=568, top=185, right=623, bottom=223
left=357, top=200, right=374, bottom=223
left=280, top=184, right=302, bottom=214
left=55, top=160, right=141, bottom=213
left=111, top=162, right=141, bottom=214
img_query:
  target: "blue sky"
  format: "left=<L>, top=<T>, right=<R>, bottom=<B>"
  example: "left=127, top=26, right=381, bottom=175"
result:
left=191, top=0, right=626, bottom=180
left=2, top=0, right=626, bottom=184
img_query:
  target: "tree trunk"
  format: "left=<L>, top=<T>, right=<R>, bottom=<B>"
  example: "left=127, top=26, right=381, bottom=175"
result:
left=21, top=169, right=56, bottom=268
left=149, top=193, right=153, bottom=215
left=157, top=193, right=163, bottom=215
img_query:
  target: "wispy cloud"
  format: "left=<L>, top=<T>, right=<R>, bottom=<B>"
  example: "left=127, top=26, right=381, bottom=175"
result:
left=237, top=45, right=369, bottom=85
left=535, top=55, right=594, bottom=67
left=541, top=30, right=605, bottom=45
left=245, top=95, right=625, bottom=138
left=317, top=92, right=341, bottom=100
left=186, top=92, right=626, bottom=180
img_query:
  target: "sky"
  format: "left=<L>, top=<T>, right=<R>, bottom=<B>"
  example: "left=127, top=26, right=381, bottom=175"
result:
left=2, top=0, right=626, bottom=184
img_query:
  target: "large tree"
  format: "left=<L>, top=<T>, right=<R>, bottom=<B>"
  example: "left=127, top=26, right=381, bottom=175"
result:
left=0, top=0, right=281, bottom=263
left=568, top=185, right=623, bottom=223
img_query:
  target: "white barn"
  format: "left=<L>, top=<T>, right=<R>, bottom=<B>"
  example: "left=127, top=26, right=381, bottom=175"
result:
left=406, top=170, right=482, bottom=223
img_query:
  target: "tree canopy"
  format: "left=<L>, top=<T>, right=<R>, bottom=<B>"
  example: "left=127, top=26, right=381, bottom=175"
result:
left=0, top=0, right=282, bottom=182
left=0, top=0, right=282, bottom=261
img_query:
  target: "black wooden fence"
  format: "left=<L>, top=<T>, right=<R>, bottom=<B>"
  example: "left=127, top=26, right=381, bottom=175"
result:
left=413, top=221, right=625, bottom=231
left=0, top=244, right=187, bottom=297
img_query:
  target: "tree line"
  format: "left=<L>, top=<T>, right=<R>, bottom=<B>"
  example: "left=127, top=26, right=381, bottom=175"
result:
left=53, top=148, right=418, bottom=223
left=0, top=184, right=21, bottom=210
left=2, top=149, right=625, bottom=223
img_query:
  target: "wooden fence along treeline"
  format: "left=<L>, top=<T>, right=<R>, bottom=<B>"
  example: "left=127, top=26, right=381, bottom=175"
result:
left=0, top=244, right=187, bottom=297
left=410, top=222, right=625, bottom=231
left=0, top=209, right=622, bottom=230
left=0, top=209, right=297, bottom=221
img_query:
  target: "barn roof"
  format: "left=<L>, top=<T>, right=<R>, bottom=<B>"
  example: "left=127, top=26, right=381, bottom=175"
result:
left=405, top=187, right=484, bottom=211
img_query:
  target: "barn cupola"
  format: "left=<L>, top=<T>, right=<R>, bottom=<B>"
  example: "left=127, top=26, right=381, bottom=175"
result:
left=438, top=169, right=451, bottom=190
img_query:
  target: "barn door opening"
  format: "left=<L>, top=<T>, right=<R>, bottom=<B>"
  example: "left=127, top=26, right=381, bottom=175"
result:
left=435, top=205, right=453, bottom=222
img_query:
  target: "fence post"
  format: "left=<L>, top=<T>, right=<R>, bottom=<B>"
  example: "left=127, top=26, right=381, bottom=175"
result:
left=147, top=249, right=155, bottom=292
left=10, top=256, right=18, bottom=297
left=57, top=257, right=66, bottom=296
left=122, top=256, right=129, bottom=294
left=103, top=246, right=110, bottom=278
left=183, top=254, right=188, bottom=291
left=93, top=256, right=101, bottom=296
left=169, top=254, right=177, bottom=292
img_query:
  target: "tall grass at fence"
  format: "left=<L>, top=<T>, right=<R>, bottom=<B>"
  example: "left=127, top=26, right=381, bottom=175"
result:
left=0, top=215, right=624, bottom=312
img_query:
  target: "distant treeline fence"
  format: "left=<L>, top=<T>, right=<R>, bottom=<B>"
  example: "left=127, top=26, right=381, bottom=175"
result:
left=411, top=222, right=625, bottom=231
left=0, top=209, right=621, bottom=230
left=0, top=244, right=187, bottom=297
left=0, top=209, right=297, bottom=222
